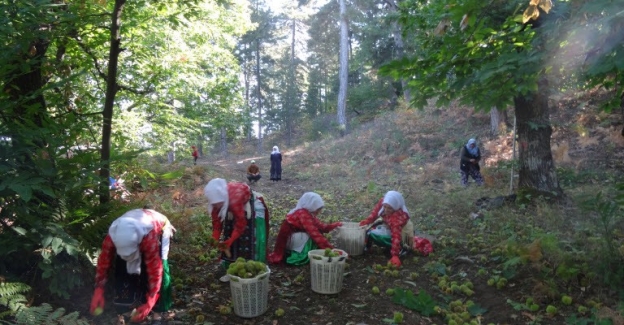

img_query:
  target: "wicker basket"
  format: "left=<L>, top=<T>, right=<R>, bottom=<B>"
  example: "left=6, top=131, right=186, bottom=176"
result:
left=337, top=222, right=367, bottom=256
left=308, top=249, right=348, bottom=294
left=229, top=266, right=271, bottom=318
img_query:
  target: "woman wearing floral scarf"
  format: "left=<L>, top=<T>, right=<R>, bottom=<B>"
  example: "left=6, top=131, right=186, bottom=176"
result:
left=203, top=178, right=270, bottom=280
left=268, top=192, right=342, bottom=265
left=359, top=191, right=412, bottom=268
left=460, top=138, right=484, bottom=186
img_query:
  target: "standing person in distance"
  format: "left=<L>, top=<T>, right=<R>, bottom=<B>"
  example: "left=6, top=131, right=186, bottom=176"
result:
left=191, top=146, right=199, bottom=165
left=270, top=146, right=282, bottom=181
left=90, top=208, right=175, bottom=324
left=459, top=138, right=484, bottom=187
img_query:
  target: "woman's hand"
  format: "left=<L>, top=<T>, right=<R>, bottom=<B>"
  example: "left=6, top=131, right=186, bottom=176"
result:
left=330, top=222, right=343, bottom=230
left=89, top=287, right=105, bottom=315
left=389, top=256, right=402, bottom=268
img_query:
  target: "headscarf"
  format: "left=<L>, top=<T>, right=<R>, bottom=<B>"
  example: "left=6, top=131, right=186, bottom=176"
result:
left=289, top=192, right=324, bottom=215
left=204, top=178, right=229, bottom=221
left=109, top=209, right=154, bottom=274
left=379, top=191, right=409, bottom=216
left=466, top=138, right=479, bottom=156
left=272, top=146, right=280, bottom=154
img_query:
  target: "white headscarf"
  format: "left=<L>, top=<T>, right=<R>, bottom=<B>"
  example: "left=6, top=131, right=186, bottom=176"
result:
left=466, top=138, right=479, bottom=156
left=289, top=192, right=324, bottom=215
left=379, top=191, right=409, bottom=216
left=272, top=146, right=280, bottom=154
left=204, top=178, right=229, bottom=221
left=108, top=209, right=154, bottom=274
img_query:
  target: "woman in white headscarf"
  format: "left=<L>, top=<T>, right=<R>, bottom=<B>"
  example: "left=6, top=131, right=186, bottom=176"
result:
left=268, top=192, right=342, bottom=265
left=203, top=178, right=270, bottom=267
left=90, top=208, right=175, bottom=323
left=270, top=146, right=282, bottom=181
left=459, top=138, right=484, bottom=186
left=359, top=191, right=411, bottom=268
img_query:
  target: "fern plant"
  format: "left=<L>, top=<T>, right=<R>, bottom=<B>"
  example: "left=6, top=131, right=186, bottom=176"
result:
left=11, top=303, right=89, bottom=325
left=0, top=282, right=30, bottom=319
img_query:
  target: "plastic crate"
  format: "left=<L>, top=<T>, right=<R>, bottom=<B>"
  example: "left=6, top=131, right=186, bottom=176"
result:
left=229, top=266, right=271, bottom=318
left=337, top=222, right=367, bottom=256
left=308, top=249, right=348, bottom=294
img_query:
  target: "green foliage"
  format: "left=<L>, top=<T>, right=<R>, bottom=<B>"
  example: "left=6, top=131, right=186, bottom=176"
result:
left=566, top=313, right=615, bottom=325
left=382, top=0, right=541, bottom=110
left=392, top=288, right=437, bottom=316
left=7, top=303, right=90, bottom=325
left=580, top=187, right=624, bottom=287
left=0, top=282, right=30, bottom=318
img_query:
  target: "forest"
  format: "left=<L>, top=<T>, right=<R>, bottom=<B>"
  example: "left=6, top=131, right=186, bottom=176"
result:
left=1, top=0, right=623, bottom=324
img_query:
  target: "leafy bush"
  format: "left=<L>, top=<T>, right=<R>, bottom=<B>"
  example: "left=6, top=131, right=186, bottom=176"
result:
left=580, top=185, right=624, bottom=288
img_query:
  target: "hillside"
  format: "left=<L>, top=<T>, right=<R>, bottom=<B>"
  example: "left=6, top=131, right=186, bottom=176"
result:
left=82, top=93, right=624, bottom=325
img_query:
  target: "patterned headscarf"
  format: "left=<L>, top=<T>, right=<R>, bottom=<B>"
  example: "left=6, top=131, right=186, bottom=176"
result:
left=379, top=191, right=409, bottom=216
left=466, top=138, right=479, bottom=156
left=204, top=178, right=229, bottom=221
left=289, top=192, right=324, bottom=215
left=272, top=146, right=280, bottom=154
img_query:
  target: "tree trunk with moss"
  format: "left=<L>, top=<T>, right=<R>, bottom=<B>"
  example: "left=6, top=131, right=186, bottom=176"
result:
left=514, top=77, right=562, bottom=197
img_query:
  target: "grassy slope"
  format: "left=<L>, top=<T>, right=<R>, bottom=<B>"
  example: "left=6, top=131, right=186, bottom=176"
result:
left=105, top=95, right=624, bottom=325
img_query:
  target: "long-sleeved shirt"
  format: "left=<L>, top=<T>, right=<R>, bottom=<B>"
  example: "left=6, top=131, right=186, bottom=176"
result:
left=360, top=198, right=409, bottom=258
left=286, top=209, right=339, bottom=248
left=210, top=182, right=251, bottom=247
left=268, top=209, right=340, bottom=264
left=459, top=146, right=481, bottom=172
left=247, top=164, right=260, bottom=175
left=94, top=210, right=169, bottom=300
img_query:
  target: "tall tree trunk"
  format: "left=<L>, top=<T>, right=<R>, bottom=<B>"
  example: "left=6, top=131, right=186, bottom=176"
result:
left=100, top=0, right=127, bottom=204
left=196, top=135, right=203, bottom=158
left=287, top=18, right=296, bottom=146
left=337, top=0, right=349, bottom=135
left=514, top=77, right=562, bottom=197
left=167, top=141, right=175, bottom=164
left=490, top=106, right=500, bottom=135
left=256, top=38, right=263, bottom=153
left=387, top=0, right=411, bottom=103
left=244, top=46, right=252, bottom=141
left=220, top=127, right=227, bottom=156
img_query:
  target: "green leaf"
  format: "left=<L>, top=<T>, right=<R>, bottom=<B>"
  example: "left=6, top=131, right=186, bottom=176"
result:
left=392, top=288, right=437, bottom=316
left=351, top=303, right=367, bottom=308
left=8, top=184, right=32, bottom=202
left=467, top=303, right=488, bottom=316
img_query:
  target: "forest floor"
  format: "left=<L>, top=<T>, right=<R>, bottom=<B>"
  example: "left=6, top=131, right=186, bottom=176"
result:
left=76, top=92, right=624, bottom=325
